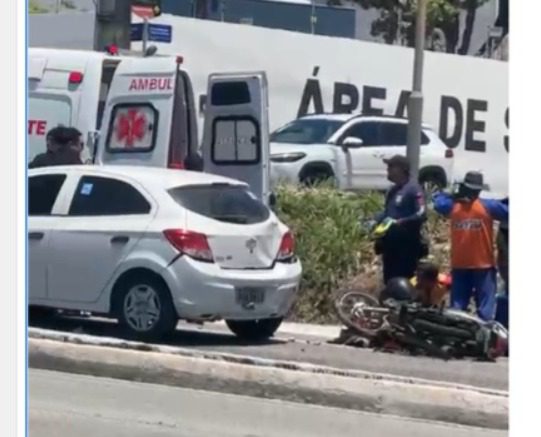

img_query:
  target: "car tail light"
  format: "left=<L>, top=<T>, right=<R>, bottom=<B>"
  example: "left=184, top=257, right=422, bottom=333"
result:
left=276, top=231, right=295, bottom=262
left=69, top=71, right=84, bottom=84
left=445, top=148, right=454, bottom=158
left=163, top=229, right=213, bottom=262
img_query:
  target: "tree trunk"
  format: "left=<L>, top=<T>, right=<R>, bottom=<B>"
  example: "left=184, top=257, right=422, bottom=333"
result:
left=458, top=1, right=477, bottom=55
left=444, top=13, right=460, bottom=53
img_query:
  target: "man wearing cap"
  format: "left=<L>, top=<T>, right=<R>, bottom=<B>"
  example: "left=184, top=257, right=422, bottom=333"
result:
left=433, top=172, right=508, bottom=321
left=374, top=154, right=427, bottom=284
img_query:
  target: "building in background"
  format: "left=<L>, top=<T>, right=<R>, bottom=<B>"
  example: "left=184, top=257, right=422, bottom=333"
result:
left=161, top=0, right=357, bottom=39
left=29, top=0, right=508, bottom=59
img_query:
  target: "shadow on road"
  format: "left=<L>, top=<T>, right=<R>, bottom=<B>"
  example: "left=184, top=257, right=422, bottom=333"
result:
left=29, top=314, right=284, bottom=348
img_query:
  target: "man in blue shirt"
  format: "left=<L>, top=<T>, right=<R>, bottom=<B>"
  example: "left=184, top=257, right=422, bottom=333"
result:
left=375, top=155, right=427, bottom=284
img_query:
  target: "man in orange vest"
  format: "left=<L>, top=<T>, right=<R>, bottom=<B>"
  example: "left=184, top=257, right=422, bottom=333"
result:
left=433, top=172, right=508, bottom=320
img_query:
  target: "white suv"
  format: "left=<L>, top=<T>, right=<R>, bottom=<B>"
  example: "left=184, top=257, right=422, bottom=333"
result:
left=270, top=114, right=454, bottom=191
left=29, top=166, right=301, bottom=341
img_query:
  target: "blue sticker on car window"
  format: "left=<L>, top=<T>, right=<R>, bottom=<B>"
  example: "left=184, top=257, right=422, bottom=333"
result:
left=80, top=183, right=93, bottom=196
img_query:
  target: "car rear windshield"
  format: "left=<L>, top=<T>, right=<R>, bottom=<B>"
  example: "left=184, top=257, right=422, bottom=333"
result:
left=168, top=184, right=270, bottom=225
left=270, top=118, right=344, bottom=144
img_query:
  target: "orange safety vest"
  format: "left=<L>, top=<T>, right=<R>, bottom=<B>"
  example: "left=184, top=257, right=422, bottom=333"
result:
left=449, top=199, right=495, bottom=269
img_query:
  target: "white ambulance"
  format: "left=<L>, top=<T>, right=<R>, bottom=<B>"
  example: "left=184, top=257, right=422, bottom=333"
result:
left=28, top=47, right=271, bottom=203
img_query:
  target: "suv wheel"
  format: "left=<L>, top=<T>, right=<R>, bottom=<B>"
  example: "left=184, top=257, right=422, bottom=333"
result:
left=419, top=170, right=446, bottom=196
left=226, top=318, right=283, bottom=341
left=299, top=165, right=335, bottom=186
left=113, top=274, right=178, bottom=341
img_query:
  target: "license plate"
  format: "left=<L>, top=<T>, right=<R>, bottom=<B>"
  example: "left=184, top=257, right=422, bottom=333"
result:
left=236, top=287, right=266, bottom=306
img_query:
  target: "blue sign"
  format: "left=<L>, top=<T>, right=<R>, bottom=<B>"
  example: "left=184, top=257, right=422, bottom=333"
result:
left=148, top=24, right=172, bottom=43
left=130, top=23, right=172, bottom=43
left=131, top=23, right=144, bottom=41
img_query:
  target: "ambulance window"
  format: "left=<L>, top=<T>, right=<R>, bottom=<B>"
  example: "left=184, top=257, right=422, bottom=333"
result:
left=211, top=82, right=251, bottom=106
left=211, top=117, right=260, bottom=165
left=28, top=95, right=71, bottom=162
left=105, top=103, right=158, bottom=153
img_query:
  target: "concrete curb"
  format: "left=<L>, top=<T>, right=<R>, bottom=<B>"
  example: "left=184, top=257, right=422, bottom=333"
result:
left=29, top=332, right=508, bottom=430
left=29, top=328, right=507, bottom=396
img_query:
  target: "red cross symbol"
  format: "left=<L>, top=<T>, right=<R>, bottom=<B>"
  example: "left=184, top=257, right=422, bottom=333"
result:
left=116, top=109, right=147, bottom=148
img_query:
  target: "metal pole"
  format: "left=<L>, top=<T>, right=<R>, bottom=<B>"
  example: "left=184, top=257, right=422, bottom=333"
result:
left=396, top=8, right=402, bottom=46
left=311, top=1, right=316, bottom=34
left=142, top=17, right=149, bottom=53
left=94, top=0, right=131, bottom=51
left=406, top=0, right=427, bottom=182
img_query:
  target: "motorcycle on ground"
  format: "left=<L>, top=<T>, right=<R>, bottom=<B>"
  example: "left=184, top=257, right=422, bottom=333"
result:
left=334, top=290, right=508, bottom=361
left=338, top=217, right=509, bottom=361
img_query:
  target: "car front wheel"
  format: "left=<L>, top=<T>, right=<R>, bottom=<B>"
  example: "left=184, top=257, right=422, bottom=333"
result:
left=226, top=317, right=283, bottom=341
left=419, top=171, right=447, bottom=195
left=114, top=274, right=178, bottom=341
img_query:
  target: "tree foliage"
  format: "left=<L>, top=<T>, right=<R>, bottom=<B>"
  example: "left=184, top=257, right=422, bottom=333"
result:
left=29, top=0, right=49, bottom=14
left=343, top=0, right=490, bottom=54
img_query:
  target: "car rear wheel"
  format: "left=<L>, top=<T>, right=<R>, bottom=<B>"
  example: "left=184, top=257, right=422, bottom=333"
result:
left=113, top=274, right=178, bottom=341
left=226, top=317, right=283, bottom=341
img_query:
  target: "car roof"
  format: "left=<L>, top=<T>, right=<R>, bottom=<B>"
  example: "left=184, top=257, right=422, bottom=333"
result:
left=28, top=165, right=248, bottom=189
left=299, top=113, right=432, bottom=129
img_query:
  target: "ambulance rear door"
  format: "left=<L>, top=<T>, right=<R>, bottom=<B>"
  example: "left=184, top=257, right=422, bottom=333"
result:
left=201, top=72, right=270, bottom=205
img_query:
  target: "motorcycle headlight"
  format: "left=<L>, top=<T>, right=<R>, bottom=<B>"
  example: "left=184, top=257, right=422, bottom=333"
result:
left=270, top=152, right=307, bottom=163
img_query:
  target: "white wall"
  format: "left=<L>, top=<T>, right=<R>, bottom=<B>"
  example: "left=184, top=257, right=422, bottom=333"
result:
left=133, top=14, right=509, bottom=195
left=29, top=12, right=95, bottom=50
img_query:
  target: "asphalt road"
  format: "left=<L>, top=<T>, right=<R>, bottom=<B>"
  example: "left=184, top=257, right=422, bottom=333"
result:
left=29, top=369, right=506, bottom=437
left=30, top=315, right=508, bottom=391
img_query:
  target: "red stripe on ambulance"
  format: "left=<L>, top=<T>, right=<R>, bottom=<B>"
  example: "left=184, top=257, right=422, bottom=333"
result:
left=128, top=77, right=173, bottom=92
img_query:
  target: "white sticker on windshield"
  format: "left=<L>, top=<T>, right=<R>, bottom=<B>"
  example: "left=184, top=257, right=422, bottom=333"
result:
left=80, top=183, right=93, bottom=196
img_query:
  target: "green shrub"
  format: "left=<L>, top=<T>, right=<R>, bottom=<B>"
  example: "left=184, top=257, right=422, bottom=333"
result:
left=274, top=184, right=382, bottom=323
left=274, top=184, right=449, bottom=323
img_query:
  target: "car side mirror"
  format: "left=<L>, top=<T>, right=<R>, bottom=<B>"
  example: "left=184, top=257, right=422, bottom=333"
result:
left=341, top=136, right=364, bottom=149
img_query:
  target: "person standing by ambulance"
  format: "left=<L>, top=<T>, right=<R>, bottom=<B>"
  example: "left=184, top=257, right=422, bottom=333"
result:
left=433, top=172, right=508, bottom=321
left=28, top=126, right=64, bottom=168
left=29, top=126, right=83, bottom=168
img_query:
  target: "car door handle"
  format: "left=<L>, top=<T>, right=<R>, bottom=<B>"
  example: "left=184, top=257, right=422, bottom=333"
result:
left=110, top=235, right=130, bottom=244
left=28, top=232, right=44, bottom=241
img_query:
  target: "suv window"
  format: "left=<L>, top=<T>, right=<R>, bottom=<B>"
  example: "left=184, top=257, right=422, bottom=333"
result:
left=168, top=184, right=270, bottom=225
left=379, top=122, right=430, bottom=145
left=29, top=174, right=67, bottom=216
left=345, top=121, right=430, bottom=146
left=270, top=119, right=344, bottom=144
left=69, top=176, right=151, bottom=216
left=342, top=122, right=382, bottom=146
left=380, top=122, right=408, bottom=146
